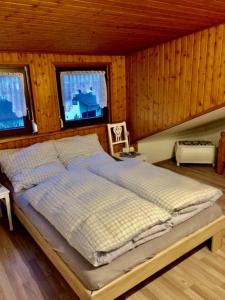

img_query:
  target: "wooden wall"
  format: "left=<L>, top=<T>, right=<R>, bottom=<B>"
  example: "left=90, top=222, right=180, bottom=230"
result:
left=0, top=125, right=108, bottom=151
left=126, top=24, right=225, bottom=141
left=0, top=51, right=126, bottom=137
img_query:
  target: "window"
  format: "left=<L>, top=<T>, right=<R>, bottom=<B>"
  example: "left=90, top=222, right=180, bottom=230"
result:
left=56, top=66, right=109, bottom=128
left=0, top=66, right=32, bottom=137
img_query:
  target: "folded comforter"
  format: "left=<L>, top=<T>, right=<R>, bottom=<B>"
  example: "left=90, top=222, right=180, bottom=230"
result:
left=24, top=169, right=171, bottom=267
left=89, top=160, right=223, bottom=222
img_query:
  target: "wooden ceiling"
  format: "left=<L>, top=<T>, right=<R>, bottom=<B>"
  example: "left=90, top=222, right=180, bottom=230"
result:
left=1, top=0, right=225, bottom=55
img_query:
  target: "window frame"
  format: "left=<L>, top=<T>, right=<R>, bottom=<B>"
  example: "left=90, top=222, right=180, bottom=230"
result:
left=56, top=65, right=110, bottom=129
left=0, top=66, right=33, bottom=138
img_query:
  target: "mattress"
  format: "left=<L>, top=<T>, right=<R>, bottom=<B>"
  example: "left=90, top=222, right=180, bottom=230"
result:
left=14, top=192, right=223, bottom=291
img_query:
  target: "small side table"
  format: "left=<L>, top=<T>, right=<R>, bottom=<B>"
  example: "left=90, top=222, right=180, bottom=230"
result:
left=0, top=185, right=13, bottom=231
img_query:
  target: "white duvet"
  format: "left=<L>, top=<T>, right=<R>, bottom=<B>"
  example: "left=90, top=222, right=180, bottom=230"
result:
left=88, top=159, right=223, bottom=220
left=24, top=169, right=171, bottom=267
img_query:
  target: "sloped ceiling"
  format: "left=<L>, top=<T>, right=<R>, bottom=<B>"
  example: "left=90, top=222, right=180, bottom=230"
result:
left=1, top=0, right=225, bottom=54
left=151, top=106, right=225, bottom=137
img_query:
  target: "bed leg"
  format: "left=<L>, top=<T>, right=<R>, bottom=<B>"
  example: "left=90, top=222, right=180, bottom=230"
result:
left=210, top=231, right=223, bottom=252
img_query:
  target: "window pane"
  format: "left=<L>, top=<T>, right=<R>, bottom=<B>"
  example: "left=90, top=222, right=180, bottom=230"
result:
left=0, top=72, right=27, bottom=131
left=60, top=71, right=107, bottom=122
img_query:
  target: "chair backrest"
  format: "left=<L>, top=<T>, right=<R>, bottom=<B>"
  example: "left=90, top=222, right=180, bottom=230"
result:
left=107, top=121, right=129, bottom=155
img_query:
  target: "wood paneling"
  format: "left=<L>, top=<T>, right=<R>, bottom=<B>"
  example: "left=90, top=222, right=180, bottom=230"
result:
left=2, top=1, right=225, bottom=54
left=0, top=51, right=126, bottom=140
left=126, top=24, right=225, bottom=141
left=0, top=125, right=108, bottom=152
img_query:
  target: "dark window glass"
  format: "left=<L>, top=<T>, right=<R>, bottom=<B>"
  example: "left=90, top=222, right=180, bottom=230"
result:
left=0, top=67, right=32, bottom=137
left=56, top=67, right=109, bottom=128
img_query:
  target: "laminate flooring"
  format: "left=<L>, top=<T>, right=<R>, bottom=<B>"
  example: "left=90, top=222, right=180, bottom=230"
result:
left=0, top=161, right=225, bottom=300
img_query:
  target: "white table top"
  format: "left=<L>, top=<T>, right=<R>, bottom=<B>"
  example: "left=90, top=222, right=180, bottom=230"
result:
left=0, top=185, right=10, bottom=197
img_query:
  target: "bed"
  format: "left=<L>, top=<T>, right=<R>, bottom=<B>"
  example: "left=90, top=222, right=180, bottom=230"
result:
left=0, top=130, right=225, bottom=300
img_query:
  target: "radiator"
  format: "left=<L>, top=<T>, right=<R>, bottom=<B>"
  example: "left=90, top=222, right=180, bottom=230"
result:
left=175, top=141, right=215, bottom=167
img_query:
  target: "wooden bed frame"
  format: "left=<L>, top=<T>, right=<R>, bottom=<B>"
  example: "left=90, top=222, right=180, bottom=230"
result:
left=1, top=129, right=225, bottom=299
left=14, top=204, right=225, bottom=300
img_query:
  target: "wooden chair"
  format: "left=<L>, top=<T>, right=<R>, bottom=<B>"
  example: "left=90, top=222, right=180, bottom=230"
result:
left=107, top=121, right=129, bottom=156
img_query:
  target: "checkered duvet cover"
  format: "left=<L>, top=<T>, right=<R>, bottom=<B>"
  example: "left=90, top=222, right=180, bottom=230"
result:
left=89, top=160, right=223, bottom=215
left=24, top=169, right=171, bottom=267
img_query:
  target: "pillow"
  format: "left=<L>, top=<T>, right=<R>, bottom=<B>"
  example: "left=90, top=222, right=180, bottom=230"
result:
left=12, top=161, right=65, bottom=193
left=0, top=148, right=22, bottom=174
left=0, top=141, right=66, bottom=192
left=67, top=152, right=114, bottom=170
left=0, top=141, right=59, bottom=179
left=54, top=133, right=104, bottom=165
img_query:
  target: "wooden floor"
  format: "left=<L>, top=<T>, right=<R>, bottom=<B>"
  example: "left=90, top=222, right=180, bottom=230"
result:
left=0, top=160, right=225, bottom=300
